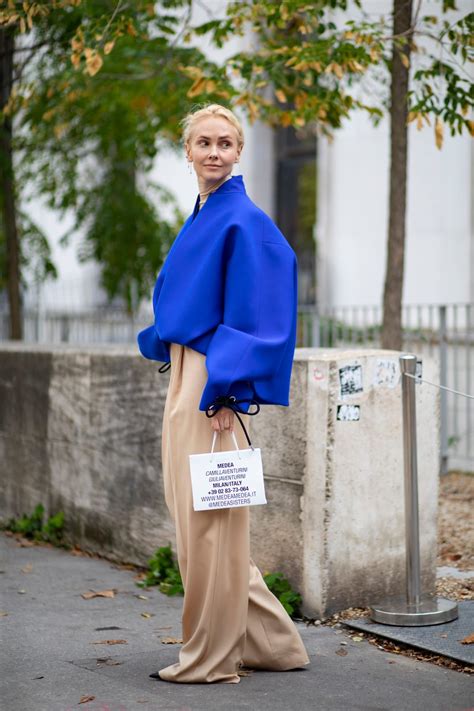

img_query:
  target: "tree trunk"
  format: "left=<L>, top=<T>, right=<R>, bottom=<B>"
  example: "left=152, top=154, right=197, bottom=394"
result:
left=0, top=27, right=22, bottom=339
left=381, top=0, right=413, bottom=350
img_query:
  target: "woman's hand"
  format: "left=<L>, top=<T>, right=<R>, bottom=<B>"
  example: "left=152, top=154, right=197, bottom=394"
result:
left=210, top=406, right=235, bottom=433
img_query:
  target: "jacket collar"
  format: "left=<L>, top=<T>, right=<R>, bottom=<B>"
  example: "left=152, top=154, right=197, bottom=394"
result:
left=211, top=175, right=246, bottom=195
left=191, top=175, right=246, bottom=219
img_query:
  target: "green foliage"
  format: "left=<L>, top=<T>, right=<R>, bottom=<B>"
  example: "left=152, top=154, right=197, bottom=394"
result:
left=189, top=1, right=472, bottom=143
left=407, top=11, right=473, bottom=142
left=0, top=200, right=57, bottom=293
left=263, top=571, right=303, bottom=618
left=448, top=434, right=461, bottom=449
left=1, top=503, right=66, bottom=547
left=136, top=543, right=303, bottom=618
left=136, top=544, right=184, bottom=596
left=19, top=210, right=58, bottom=287
left=3, top=1, right=221, bottom=308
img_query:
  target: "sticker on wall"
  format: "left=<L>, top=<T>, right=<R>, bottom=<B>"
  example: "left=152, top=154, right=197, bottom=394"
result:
left=339, top=364, right=363, bottom=397
left=313, top=368, right=325, bottom=382
left=373, top=359, right=400, bottom=389
left=337, top=404, right=361, bottom=422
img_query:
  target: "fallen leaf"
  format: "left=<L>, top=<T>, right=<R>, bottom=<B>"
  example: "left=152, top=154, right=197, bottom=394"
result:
left=91, top=639, right=128, bottom=645
left=21, top=564, right=32, bottom=573
left=335, top=648, right=348, bottom=656
left=161, top=637, right=183, bottom=645
left=81, top=589, right=115, bottom=599
left=96, top=657, right=122, bottom=666
left=460, top=633, right=474, bottom=645
left=141, top=612, right=153, bottom=618
left=0, top=611, right=8, bottom=617
left=79, top=695, right=95, bottom=704
left=351, top=636, right=364, bottom=642
left=136, top=594, right=148, bottom=600
left=17, top=589, right=26, bottom=594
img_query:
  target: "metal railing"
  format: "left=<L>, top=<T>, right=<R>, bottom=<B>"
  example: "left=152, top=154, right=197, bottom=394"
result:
left=1, top=302, right=472, bottom=472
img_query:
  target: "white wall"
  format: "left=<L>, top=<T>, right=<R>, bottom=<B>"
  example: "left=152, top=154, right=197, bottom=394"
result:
left=317, top=0, right=473, bottom=309
left=316, top=114, right=473, bottom=308
left=21, top=194, right=107, bottom=311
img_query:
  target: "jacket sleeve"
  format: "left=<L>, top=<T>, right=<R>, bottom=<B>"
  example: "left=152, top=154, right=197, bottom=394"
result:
left=199, top=220, right=298, bottom=413
left=136, top=269, right=171, bottom=363
left=137, top=323, right=170, bottom=363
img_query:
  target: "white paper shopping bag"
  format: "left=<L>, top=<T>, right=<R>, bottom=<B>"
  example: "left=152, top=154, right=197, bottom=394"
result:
left=189, top=430, right=267, bottom=511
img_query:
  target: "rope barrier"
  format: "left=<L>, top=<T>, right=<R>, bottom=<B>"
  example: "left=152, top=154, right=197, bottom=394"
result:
left=403, top=372, right=474, bottom=400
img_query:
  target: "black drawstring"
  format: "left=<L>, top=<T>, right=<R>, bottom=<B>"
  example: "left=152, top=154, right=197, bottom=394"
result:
left=205, top=395, right=260, bottom=448
left=158, top=360, right=259, bottom=446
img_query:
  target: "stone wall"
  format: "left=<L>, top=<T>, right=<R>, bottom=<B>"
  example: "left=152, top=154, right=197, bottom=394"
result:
left=0, top=343, right=439, bottom=617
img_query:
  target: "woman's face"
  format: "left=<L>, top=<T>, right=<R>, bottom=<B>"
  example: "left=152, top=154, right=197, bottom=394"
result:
left=186, top=116, right=242, bottom=189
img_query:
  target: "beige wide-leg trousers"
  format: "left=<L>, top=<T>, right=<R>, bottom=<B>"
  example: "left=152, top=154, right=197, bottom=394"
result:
left=158, top=342, right=310, bottom=684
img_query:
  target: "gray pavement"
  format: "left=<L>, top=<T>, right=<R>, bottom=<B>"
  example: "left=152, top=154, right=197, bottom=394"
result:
left=345, top=601, right=473, bottom=666
left=0, top=532, right=472, bottom=711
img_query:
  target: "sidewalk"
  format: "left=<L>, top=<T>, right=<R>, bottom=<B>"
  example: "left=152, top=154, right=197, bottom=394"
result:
left=1, top=532, right=472, bottom=711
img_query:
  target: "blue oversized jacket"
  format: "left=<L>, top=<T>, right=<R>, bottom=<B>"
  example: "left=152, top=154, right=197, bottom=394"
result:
left=137, top=175, right=298, bottom=413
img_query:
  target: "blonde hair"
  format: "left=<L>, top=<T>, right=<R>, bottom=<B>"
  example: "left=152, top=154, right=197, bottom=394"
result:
left=181, top=104, right=245, bottom=148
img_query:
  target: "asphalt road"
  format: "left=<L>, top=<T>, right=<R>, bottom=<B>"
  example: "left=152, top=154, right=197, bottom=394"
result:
left=1, top=533, right=472, bottom=711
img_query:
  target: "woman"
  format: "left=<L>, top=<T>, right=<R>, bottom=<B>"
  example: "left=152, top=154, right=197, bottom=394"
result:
left=137, top=104, right=310, bottom=684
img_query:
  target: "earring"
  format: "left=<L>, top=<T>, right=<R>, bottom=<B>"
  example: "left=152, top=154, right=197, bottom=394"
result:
left=187, top=159, right=193, bottom=175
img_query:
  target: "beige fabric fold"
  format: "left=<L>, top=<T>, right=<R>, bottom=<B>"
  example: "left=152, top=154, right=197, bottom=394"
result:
left=158, top=342, right=310, bottom=683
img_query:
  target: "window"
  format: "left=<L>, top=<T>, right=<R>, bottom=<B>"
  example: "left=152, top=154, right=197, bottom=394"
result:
left=275, top=126, right=317, bottom=305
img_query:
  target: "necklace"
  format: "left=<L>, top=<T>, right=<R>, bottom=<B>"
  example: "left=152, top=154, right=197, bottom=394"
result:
left=199, top=173, right=232, bottom=201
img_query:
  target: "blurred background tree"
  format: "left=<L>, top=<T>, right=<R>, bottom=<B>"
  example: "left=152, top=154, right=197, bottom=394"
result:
left=0, top=0, right=227, bottom=337
left=1, top=1, right=472, bottom=347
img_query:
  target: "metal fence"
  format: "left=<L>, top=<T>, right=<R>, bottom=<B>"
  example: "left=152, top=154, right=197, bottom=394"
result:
left=1, top=302, right=472, bottom=472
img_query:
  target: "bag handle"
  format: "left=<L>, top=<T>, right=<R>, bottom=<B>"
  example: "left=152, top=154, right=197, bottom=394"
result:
left=210, top=430, right=242, bottom=460
left=205, top=395, right=260, bottom=449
